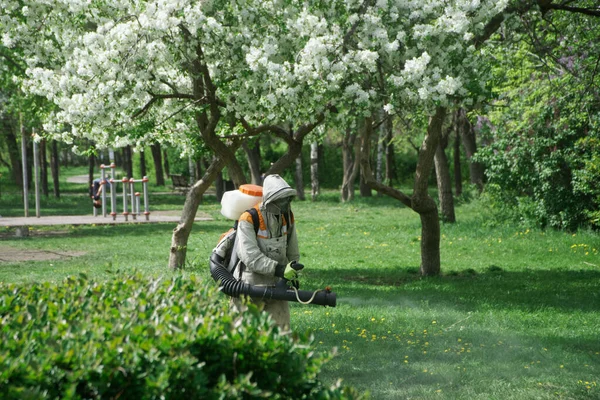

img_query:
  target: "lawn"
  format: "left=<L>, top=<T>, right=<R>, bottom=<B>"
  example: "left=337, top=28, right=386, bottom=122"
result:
left=1, top=186, right=599, bottom=399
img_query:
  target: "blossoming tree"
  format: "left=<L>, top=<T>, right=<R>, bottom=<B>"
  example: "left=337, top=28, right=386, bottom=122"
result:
left=2, top=0, right=533, bottom=274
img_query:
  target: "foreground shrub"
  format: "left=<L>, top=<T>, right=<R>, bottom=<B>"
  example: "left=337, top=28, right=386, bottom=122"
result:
left=0, top=273, right=363, bottom=399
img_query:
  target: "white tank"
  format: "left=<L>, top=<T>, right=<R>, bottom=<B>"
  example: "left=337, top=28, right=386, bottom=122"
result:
left=220, top=184, right=263, bottom=220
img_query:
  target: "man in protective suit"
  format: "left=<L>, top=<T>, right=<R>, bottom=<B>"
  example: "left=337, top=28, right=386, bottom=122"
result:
left=231, top=174, right=302, bottom=331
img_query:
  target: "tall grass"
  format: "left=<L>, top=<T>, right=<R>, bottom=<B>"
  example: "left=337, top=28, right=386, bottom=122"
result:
left=1, top=188, right=598, bottom=399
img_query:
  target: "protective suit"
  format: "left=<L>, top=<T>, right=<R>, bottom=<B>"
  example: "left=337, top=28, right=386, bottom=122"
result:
left=231, top=174, right=299, bottom=330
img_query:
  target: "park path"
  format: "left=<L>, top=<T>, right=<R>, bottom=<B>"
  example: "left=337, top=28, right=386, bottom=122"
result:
left=0, top=211, right=212, bottom=228
left=67, top=174, right=89, bottom=184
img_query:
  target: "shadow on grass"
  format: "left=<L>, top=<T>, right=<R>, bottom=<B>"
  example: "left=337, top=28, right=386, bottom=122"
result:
left=309, top=267, right=600, bottom=313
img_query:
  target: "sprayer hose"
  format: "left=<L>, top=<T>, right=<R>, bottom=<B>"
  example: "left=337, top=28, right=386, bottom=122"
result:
left=291, top=286, right=321, bottom=305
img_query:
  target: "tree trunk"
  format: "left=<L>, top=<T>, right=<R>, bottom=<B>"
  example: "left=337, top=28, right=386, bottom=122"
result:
left=150, top=143, right=165, bottom=186
left=195, top=158, right=203, bottom=185
left=310, top=142, right=319, bottom=201
left=139, top=149, right=147, bottom=178
left=50, top=140, right=60, bottom=198
left=459, top=109, right=484, bottom=192
left=341, top=130, right=353, bottom=202
left=188, top=156, right=196, bottom=185
left=88, top=153, right=95, bottom=187
left=215, top=170, right=224, bottom=202
left=418, top=198, right=441, bottom=276
left=434, top=138, right=456, bottom=223
left=385, top=115, right=396, bottom=187
left=376, top=116, right=384, bottom=184
left=413, top=107, right=446, bottom=275
left=359, top=108, right=446, bottom=276
left=453, top=117, right=463, bottom=197
left=123, top=146, right=133, bottom=178
left=62, top=147, right=70, bottom=168
left=5, top=122, right=23, bottom=188
left=295, top=153, right=306, bottom=200
left=359, top=131, right=373, bottom=197
left=265, top=138, right=303, bottom=177
left=40, top=138, right=49, bottom=196
left=169, top=156, right=229, bottom=269
left=163, top=149, right=170, bottom=177
left=341, top=128, right=360, bottom=202
left=243, top=139, right=262, bottom=185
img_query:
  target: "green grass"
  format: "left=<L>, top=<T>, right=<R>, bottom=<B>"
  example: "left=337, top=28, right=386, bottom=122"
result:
left=1, top=187, right=599, bottom=399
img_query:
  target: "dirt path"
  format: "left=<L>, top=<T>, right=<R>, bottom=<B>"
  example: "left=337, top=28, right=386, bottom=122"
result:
left=0, top=210, right=212, bottom=228
left=0, top=246, right=87, bottom=262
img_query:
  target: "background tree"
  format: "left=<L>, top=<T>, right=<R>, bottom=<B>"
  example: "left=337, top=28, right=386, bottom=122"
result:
left=3, top=0, right=541, bottom=275
left=476, top=2, right=600, bottom=230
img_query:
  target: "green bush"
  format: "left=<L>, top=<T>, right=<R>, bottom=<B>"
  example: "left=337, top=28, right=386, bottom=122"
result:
left=0, top=274, right=363, bottom=399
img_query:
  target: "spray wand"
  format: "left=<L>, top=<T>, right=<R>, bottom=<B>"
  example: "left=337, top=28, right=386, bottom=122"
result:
left=209, top=253, right=336, bottom=307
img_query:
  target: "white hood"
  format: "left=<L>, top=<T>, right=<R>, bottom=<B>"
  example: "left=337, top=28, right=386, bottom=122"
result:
left=262, top=174, right=296, bottom=205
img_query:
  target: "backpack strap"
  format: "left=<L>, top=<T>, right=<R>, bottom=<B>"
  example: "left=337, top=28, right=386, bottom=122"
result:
left=233, top=207, right=260, bottom=234
left=248, top=207, right=260, bottom=234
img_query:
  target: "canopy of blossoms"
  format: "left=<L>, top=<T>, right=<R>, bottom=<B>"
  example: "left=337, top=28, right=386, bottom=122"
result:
left=1, top=0, right=509, bottom=154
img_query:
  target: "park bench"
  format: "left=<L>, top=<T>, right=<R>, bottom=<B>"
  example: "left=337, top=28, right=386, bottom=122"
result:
left=171, top=174, right=190, bottom=194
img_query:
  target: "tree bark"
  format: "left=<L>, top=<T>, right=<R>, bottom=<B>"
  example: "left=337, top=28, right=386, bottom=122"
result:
left=434, top=136, right=456, bottom=223
left=360, top=127, right=374, bottom=197
left=123, top=146, right=133, bottom=178
left=453, top=114, right=463, bottom=197
left=163, top=149, right=170, bottom=177
left=242, top=139, right=262, bottom=185
left=169, top=156, right=229, bottom=269
left=384, top=114, right=396, bottom=187
left=310, top=141, right=319, bottom=201
left=341, top=127, right=360, bottom=202
left=359, top=170, right=372, bottom=197
left=40, top=138, right=49, bottom=196
left=459, top=109, right=484, bottom=192
left=188, top=156, right=196, bottom=185
left=295, top=153, right=306, bottom=200
left=50, top=140, right=60, bottom=198
left=87, top=153, right=95, bottom=187
left=376, top=116, right=384, bottom=184
left=195, top=158, right=202, bottom=185
left=150, top=143, right=165, bottom=186
left=139, top=149, right=147, bottom=178
left=4, top=121, right=23, bottom=188
left=215, top=170, right=224, bottom=202
left=266, top=137, right=303, bottom=176
left=417, top=198, right=441, bottom=276
left=413, top=107, right=446, bottom=275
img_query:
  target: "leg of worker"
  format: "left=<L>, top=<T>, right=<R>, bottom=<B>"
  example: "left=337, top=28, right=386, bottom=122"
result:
left=262, top=299, right=290, bottom=332
left=231, top=297, right=290, bottom=332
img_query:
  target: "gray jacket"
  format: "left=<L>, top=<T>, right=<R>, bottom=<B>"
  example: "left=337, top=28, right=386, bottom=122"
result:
left=232, top=175, right=300, bottom=287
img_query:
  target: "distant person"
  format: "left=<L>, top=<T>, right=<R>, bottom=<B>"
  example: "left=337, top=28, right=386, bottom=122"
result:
left=90, top=178, right=109, bottom=209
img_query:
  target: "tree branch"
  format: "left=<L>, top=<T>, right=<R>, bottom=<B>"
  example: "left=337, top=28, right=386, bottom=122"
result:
left=540, top=2, right=600, bottom=17
left=342, top=0, right=376, bottom=50
left=472, top=4, right=534, bottom=49
left=132, top=92, right=196, bottom=119
left=360, top=116, right=412, bottom=208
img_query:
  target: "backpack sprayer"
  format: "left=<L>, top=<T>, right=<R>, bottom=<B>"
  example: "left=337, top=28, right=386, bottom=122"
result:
left=209, top=184, right=336, bottom=308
